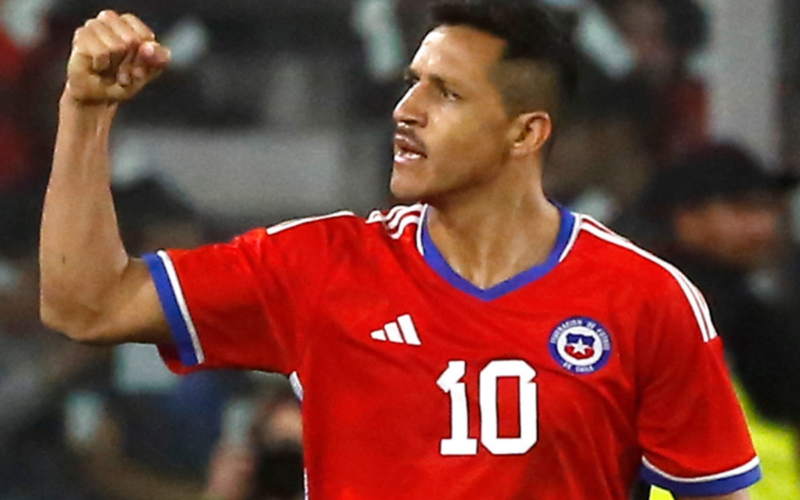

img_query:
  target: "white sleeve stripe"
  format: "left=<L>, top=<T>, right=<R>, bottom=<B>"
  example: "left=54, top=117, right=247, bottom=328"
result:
left=580, top=224, right=715, bottom=343
left=690, top=281, right=718, bottom=341
left=289, top=371, right=304, bottom=402
left=266, top=210, right=356, bottom=236
left=667, top=264, right=712, bottom=343
left=642, top=456, right=760, bottom=484
left=581, top=215, right=617, bottom=235
left=156, top=250, right=205, bottom=364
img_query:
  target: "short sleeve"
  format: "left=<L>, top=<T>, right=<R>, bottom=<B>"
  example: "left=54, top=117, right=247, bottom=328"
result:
left=636, top=271, right=761, bottom=496
left=143, top=221, right=331, bottom=376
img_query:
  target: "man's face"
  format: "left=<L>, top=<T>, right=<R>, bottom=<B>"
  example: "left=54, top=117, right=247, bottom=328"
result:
left=391, top=26, right=516, bottom=202
left=676, top=195, right=783, bottom=270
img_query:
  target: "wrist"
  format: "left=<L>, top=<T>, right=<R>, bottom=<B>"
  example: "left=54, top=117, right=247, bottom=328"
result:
left=60, top=86, right=119, bottom=114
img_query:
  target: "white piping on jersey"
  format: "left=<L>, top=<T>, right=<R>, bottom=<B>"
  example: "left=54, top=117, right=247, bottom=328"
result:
left=641, top=456, right=760, bottom=484
left=367, top=204, right=409, bottom=225
left=266, top=210, right=356, bottom=236
left=387, top=205, right=424, bottom=231
left=289, top=371, right=304, bottom=402
left=580, top=220, right=718, bottom=343
left=416, top=205, right=429, bottom=255
left=581, top=218, right=718, bottom=343
left=366, top=204, right=422, bottom=228
left=156, top=250, right=206, bottom=364
left=558, top=212, right=583, bottom=263
left=390, top=215, right=421, bottom=240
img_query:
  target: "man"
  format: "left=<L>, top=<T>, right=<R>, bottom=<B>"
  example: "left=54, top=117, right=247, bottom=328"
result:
left=40, top=1, right=759, bottom=499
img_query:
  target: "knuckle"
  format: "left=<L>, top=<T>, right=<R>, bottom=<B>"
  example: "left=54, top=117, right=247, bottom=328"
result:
left=110, top=44, right=128, bottom=56
left=98, top=10, right=118, bottom=19
left=118, top=33, right=135, bottom=46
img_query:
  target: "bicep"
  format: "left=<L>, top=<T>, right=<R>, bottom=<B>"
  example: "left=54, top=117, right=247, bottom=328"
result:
left=93, top=258, right=171, bottom=345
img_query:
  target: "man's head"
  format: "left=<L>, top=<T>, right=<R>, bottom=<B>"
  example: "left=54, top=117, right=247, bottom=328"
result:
left=391, top=0, right=577, bottom=202
left=648, top=143, right=796, bottom=270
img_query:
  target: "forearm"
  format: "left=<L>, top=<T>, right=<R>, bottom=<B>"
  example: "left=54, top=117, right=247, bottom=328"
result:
left=40, top=93, right=129, bottom=338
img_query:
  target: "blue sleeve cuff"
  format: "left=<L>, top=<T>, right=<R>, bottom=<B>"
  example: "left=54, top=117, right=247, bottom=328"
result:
left=143, top=251, right=204, bottom=367
left=640, top=457, right=761, bottom=497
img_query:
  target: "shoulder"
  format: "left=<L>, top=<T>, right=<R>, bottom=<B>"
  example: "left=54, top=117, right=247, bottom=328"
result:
left=572, top=214, right=692, bottom=289
left=571, top=215, right=715, bottom=337
left=251, top=204, right=425, bottom=248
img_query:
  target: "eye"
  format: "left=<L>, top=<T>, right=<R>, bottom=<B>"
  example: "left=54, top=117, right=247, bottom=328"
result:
left=403, top=74, right=419, bottom=89
left=440, top=87, right=461, bottom=101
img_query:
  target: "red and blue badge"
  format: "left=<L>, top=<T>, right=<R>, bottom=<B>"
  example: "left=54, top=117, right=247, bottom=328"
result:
left=549, top=317, right=612, bottom=374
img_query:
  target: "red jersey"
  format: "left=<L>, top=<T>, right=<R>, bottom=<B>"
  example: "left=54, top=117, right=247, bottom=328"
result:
left=144, top=204, right=760, bottom=499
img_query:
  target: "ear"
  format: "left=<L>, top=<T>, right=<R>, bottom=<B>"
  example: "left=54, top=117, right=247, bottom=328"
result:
left=508, top=111, right=553, bottom=158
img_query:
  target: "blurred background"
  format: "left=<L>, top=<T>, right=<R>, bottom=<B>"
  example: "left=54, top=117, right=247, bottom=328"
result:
left=1, top=0, right=800, bottom=498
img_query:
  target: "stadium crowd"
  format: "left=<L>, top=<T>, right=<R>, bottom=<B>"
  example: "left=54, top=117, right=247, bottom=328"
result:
left=1, top=0, right=799, bottom=498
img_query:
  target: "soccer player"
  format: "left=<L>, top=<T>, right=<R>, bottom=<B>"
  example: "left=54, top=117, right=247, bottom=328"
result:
left=40, top=1, right=760, bottom=499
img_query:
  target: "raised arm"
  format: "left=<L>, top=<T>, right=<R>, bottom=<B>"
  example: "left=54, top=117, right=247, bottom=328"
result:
left=40, top=11, right=172, bottom=344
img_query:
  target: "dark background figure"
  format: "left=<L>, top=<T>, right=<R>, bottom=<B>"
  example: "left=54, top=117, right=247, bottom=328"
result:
left=205, top=382, right=304, bottom=500
left=643, top=142, right=800, bottom=428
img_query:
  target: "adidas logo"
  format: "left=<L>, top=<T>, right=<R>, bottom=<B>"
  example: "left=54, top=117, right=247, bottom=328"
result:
left=370, top=314, right=421, bottom=346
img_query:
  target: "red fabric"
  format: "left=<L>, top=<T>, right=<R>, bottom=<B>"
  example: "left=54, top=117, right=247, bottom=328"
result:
left=0, top=28, right=26, bottom=84
left=658, top=78, right=709, bottom=160
left=153, top=207, right=757, bottom=499
left=0, top=121, right=29, bottom=190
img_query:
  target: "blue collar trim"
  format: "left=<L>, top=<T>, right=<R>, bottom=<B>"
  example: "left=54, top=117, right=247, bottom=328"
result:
left=421, top=207, right=576, bottom=301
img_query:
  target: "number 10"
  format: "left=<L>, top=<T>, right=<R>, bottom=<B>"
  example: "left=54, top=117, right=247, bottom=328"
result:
left=437, top=360, right=538, bottom=456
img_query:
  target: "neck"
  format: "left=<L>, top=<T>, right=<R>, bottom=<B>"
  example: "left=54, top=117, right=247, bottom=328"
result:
left=425, top=161, right=561, bottom=290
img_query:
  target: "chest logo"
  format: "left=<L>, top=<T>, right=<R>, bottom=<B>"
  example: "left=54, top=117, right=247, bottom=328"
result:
left=370, top=314, right=422, bottom=346
left=548, top=317, right=612, bottom=374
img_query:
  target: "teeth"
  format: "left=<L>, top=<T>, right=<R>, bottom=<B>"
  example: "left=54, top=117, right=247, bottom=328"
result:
left=396, top=150, right=422, bottom=161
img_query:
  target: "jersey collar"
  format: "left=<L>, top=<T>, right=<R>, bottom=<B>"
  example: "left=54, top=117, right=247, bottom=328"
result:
left=419, top=205, right=577, bottom=301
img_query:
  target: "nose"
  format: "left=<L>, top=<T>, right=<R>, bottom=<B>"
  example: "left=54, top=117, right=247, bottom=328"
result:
left=393, top=84, right=427, bottom=128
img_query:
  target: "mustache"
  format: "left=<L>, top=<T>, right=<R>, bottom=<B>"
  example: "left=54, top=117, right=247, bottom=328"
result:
left=394, top=126, right=426, bottom=151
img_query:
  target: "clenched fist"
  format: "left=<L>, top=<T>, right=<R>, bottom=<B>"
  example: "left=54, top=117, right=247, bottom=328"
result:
left=66, top=10, right=171, bottom=104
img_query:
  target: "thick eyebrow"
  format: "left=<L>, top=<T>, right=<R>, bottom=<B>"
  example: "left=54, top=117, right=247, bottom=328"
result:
left=404, top=67, right=466, bottom=95
left=403, top=67, right=419, bottom=81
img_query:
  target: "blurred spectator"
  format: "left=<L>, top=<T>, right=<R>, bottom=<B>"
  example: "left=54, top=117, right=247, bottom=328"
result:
left=547, top=0, right=709, bottom=223
left=642, top=142, right=800, bottom=497
left=64, top=176, right=262, bottom=500
left=0, top=0, right=70, bottom=196
left=606, top=0, right=709, bottom=159
left=0, top=181, right=108, bottom=500
left=205, top=381, right=303, bottom=500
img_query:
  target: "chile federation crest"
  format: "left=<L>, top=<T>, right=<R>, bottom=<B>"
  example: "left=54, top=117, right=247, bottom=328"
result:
left=548, top=317, right=612, bottom=374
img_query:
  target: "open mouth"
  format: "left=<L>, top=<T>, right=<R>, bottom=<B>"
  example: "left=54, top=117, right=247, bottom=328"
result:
left=394, top=134, right=427, bottom=163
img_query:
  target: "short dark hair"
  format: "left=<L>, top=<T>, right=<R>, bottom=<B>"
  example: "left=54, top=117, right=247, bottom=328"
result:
left=429, top=0, right=578, bottom=119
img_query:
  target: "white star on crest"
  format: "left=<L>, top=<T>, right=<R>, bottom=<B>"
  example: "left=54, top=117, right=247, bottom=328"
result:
left=569, top=338, right=591, bottom=355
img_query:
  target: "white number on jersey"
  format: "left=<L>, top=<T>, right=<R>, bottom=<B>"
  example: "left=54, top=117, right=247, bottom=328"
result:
left=437, top=360, right=538, bottom=456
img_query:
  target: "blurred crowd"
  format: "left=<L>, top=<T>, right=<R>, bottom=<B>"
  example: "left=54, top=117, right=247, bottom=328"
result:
left=2, top=0, right=800, bottom=499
